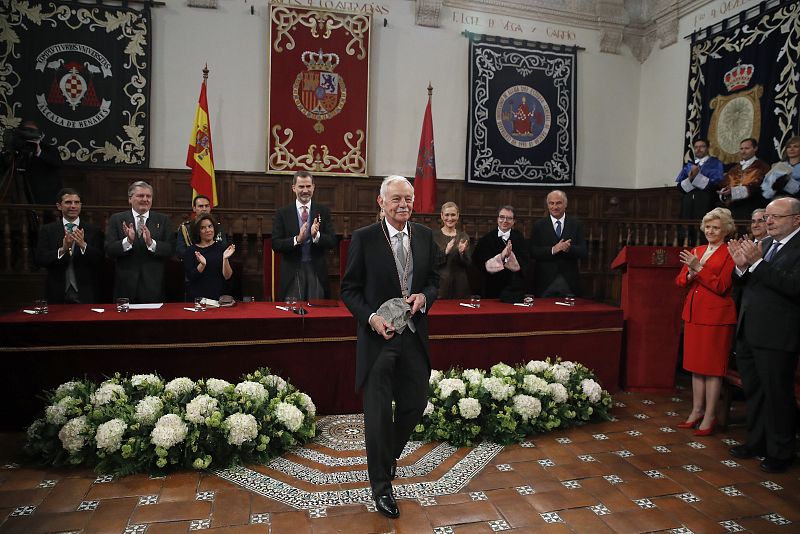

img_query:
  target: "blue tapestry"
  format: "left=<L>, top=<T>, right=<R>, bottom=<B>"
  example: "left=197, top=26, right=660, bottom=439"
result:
left=466, top=33, right=577, bottom=187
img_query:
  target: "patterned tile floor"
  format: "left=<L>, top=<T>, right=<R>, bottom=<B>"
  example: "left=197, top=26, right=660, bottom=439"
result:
left=1, top=384, right=798, bottom=533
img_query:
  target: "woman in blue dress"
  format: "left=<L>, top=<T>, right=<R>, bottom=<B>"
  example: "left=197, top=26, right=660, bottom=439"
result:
left=184, top=214, right=235, bottom=300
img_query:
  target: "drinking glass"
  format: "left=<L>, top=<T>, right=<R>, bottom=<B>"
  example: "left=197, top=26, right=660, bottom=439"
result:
left=194, top=297, right=206, bottom=312
left=286, top=296, right=297, bottom=311
left=523, top=294, right=534, bottom=307
left=116, top=297, right=130, bottom=313
left=469, top=295, right=481, bottom=308
left=34, top=299, right=48, bottom=315
left=242, top=296, right=255, bottom=303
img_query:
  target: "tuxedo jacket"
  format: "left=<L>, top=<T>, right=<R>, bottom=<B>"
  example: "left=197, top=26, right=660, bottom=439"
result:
left=473, top=228, right=529, bottom=299
left=35, top=219, right=103, bottom=303
left=104, top=210, right=174, bottom=303
left=734, top=234, right=800, bottom=352
left=340, top=220, right=440, bottom=390
left=675, top=245, right=737, bottom=326
left=529, top=215, right=587, bottom=297
left=271, top=203, right=336, bottom=299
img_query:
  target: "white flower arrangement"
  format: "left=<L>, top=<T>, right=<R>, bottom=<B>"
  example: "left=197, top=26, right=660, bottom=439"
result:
left=482, top=377, right=515, bottom=401
left=164, top=377, right=195, bottom=397
left=462, top=369, right=484, bottom=387
left=95, top=418, right=127, bottom=452
left=151, top=414, right=188, bottom=449
left=224, top=413, right=258, bottom=446
left=91, top=383, right=126, bottom=407
left=580, top=378, right=602, bottom=403
left=275, top=402, right=304, bottom=432
left=512, top=394, right=542, bottom=421
left=458, top=397, right=481, bottom=419
left=522, top=375, right=549, bottom=396
left=234, top=381, right=268, bottom=405
left=185, top=394, right=219, bottom=424
left=438, top=378, right=466, bottom=399
left=131, top=374, right=163, bottom=390
left=54, top=381, right=80, bottom=398
left=45, top=396, right=76, bottom=425
left=491, top=363, right=515, bottom=377
left=205, top=378, right=231, bottom=396
left=295, top=392, right=316, bottom=417
left=58, top=415, right=88, bottom=453
left=550, top=364, right=571, bottom=384
left=263, top=374, right=287, bottom=392
left=135, top=396, right=163, bottom=425
left=429, top=369, right=444, bottom=385
left=423, top=401, right=434, bottom=416
left=525, top=360, right=551, bottom=374
left=547, top=382, right=568, bottom=404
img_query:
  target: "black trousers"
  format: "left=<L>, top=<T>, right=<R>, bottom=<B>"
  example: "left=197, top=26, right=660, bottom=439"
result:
left=735, top=338, right=798, bottom=461
left=362, top=328, right=428, bottom=497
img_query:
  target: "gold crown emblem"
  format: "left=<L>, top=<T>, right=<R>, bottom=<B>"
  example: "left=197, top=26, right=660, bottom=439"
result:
left=301, top=49, right=340, bottom=72
left=723, top=61, right=754, bottom=92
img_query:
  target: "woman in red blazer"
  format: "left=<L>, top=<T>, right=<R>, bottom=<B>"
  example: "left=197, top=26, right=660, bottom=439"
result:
left=675, top=207, right=737, bottom=436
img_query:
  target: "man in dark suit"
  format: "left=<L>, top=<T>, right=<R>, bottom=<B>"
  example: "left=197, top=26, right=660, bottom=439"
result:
left=272, top=171, right=336, bottom=300
left=340, top=175, right=439, bottom=518
left=473, top=205, right=528, bottom=301
left=529, top=190, right=587, bottom=297
left=105, top=181, right=174, bottom=303
left=728, top=196, right=800, bottom=473
left=34, top=188, right=103, bottom=303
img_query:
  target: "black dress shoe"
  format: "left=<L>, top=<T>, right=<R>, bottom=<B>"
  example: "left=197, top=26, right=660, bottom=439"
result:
left=390, top=459, right=397, bottom=480
left=375, top=493, right=399, bottom=518
left=729, top=445, right=765, bottom=459
left=760, top=457, right=792, bottom=474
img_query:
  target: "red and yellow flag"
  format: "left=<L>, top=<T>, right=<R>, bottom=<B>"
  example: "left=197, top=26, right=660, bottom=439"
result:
left=413, top=85, right=437, bottom=213
left=186, top=68, right=218, bottom=206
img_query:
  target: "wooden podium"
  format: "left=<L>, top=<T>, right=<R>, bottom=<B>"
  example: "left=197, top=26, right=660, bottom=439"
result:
left=611, top=246, right=684, bottom=391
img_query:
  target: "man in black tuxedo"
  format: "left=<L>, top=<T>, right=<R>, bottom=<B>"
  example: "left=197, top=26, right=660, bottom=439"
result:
left=272, top=171, right=336, bottom=300
left=34, top=188, right=103, bottom=303
left=105, top=181, right=174, bottom=303
left=728, top=196, right=800, bottom=473
left=529, top=190, right=587, bottom=297
left=473, top=205, right=529, bottom=301
left=340, top=175, right=439, bottom=518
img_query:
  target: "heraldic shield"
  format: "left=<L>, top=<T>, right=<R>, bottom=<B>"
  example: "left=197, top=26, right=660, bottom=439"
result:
left=268, top=5, right=370, bottom=176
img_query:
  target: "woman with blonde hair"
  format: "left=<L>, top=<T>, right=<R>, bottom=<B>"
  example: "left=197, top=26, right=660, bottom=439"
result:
left=762, top=135, right=800, bottom=200
left=434, top=201, right=472, bottom=298
left=675, top=207, right=737, bottom=436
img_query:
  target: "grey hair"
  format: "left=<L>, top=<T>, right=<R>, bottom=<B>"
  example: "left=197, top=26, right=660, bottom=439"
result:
left=546, top=189, right=568, bottom=204
left=750, top=208, right=766, bottom=218
left=379, top=175, right=414, bottom=201
left=128, top=181, right=153, bottom=198
left=701, top=207, right=735, bottom=236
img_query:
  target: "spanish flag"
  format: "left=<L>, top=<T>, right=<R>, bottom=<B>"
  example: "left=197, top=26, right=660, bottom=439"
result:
left=186, top=67, right=218, bottom=206
left=413, top=84, right=437, bottom=213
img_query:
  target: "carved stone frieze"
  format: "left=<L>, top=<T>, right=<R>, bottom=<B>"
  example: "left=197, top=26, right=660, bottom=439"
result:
left=416, top=0, right=443, bottom=27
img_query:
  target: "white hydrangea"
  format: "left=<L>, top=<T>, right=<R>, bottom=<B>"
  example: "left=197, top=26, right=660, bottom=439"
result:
left=164, top=377, right=195, bottom=397
left=491, top=363, right=515, bottom=377
left=95, top=418, right=127, bottom=452
left=429, top=370, right=444, bottom=385
left=438, top=378, right=466, bottom=400
left=27, top=419, right=45, bottom=441
left=45, top=396, right=77, bottom=425
left=548, top=382, right=568, bottom=404
left=206, top=378, right=232, bottom=396
left=131, top=374, right=163, bottom=389
left=150, top=414, right=188, bottom=449
left=525, top=360, right=551, bottom=374
left=482, top=377, right=515, bottom=401
left=91, top=382, right=126, bottom=407
left=234, top=381, right=268, bottom=405
left=185, top=394, right=219, bottom=424
left=458, top=397, right=481, bottom=419
left=58, top=415, right=88, bottom=453
left=523, top=375, right=549, bottom=396
left=224, top=413, right=258, bottom=446
left=54, top=381, right=80, bottom=398
left=550, top=364, right=571, bottom=384
left=462, top=369, right=484, bottom=387
left=512, top=394, right=542, bottom=421
left=275, top=402, right=304, bottom=432
left=296, top=393, right=316, bottom=417
left=560, top=360, right=577, bottom=370
left=423, top=401, right=434, bottom=416
left=580, top=378, right=603, bottom=403
left=263, top=375, right=287, bottom=392
left=135, top=396, right=163, bottom=425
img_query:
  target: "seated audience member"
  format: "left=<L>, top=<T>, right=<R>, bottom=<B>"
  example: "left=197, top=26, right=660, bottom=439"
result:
left=676, top=138, right=724, bottom=222
left=435, top=201, right=471, bottom=299
left=750, top=208, right=767, bottom=242
left=473, top=205, right=528, bottom=301
left=185, top=214, right=235, bottom=300
left=176, top=195, right=226, bottom=259
left=718, top=138, right=769, bottom=220
left=529, top=190, right=587, bottom=297
left=675, top=207, right=737, bottom=437
left=761, top=135, right=800, bottom=200
left=105, top=181, right=175, bottom=303
left=34, top=188, right=103, bottom=303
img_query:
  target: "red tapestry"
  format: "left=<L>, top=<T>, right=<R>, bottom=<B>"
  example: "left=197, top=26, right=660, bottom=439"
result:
left=267, top=5, right=371, bottom=176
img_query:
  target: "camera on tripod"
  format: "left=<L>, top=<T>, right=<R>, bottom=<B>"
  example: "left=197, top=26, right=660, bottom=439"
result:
left=2, top=124, right=44, bottom=156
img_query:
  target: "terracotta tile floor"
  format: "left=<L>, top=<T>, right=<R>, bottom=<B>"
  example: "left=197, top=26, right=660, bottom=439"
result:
left=1, top=384, right=798, bottom=533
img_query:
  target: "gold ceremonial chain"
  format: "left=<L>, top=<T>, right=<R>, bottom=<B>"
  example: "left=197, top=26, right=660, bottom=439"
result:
left=381, top=221, right=412, bottom=298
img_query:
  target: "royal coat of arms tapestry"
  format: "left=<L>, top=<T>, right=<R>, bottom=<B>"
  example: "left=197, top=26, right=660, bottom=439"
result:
left=465, top=33, right=577, bottom=187
left=267, top=5, right=370, bottom=176
left=0, top=0, right=151, bottom=166
left=684, top=1, right=800, bottom=165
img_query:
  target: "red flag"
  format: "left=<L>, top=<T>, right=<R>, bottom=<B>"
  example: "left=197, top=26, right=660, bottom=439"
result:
left=186, top=67, right=218, bottom=206
left=414, top=89, right=436, bottom=213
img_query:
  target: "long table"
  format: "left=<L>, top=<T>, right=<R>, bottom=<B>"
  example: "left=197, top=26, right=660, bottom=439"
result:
left=1, top=299, right=623, bottom=429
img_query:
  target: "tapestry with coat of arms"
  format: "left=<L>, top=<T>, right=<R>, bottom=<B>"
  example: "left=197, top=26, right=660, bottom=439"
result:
left=684, top=1, right=800, bottom=165
left=0, top=0, right=151, bottom=166
left=466, top=33, right=577, bottom=187
left=267, top=5, right=370, bottom=176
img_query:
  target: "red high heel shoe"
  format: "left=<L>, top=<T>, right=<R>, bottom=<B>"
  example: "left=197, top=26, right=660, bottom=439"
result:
left=676, top=417, right=701, bottom=429
left=693, top=419, right=716, bottom=436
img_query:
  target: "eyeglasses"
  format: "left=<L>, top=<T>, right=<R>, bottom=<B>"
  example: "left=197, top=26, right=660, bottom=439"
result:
left=497, top=215, right=514, bottom=221
left=750, top=219, right=765, bottom=224
left=764, top=213, right=796, bottom=220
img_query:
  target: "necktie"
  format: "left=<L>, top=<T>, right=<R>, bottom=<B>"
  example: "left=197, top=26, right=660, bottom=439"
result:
left=136, top=215, right=145, bottom=236
left=300, top=206, right=309, bottom=224
left=764, top=241, right=781, bottom=262
left=395, top=232, right=407, bottom=268
left=65, top=222, right=76, bottom=233
left=64, top=223, right=77, bottom=292
left=555, top=220, right=562, bottom=238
